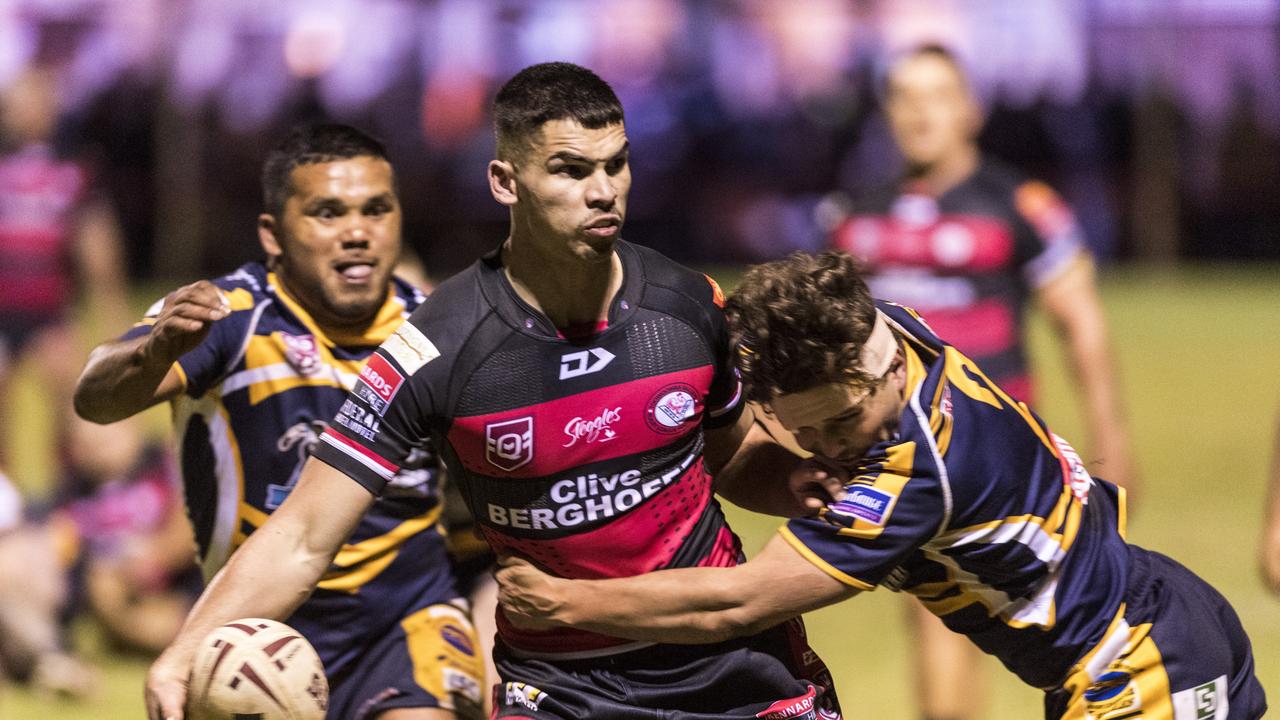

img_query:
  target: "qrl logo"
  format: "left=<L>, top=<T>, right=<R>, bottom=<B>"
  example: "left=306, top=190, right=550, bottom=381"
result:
left=359, top=354, right=404, bottom=403
left=486, top=417, right=534, bottom=472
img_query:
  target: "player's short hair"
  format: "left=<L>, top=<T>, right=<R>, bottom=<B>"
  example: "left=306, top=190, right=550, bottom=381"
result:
left=493, top=62, right=625, bottom=161
left=726, top=251, right=881, bottom=404
left=261, top=123, right=391, bottom=217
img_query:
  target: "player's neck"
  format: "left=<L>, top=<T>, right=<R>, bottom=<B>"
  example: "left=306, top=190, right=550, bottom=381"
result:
left=502, top=238, right=622, bottom=330
left=906, top=145, right=979, bottom=196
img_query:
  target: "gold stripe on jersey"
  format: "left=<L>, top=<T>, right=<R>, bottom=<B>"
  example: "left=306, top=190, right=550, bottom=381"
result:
left=828, top=442, right=915, bottom=541
left=1058, top=621, right=1174, bottom=720
left=172, top=361, right=190, bottom=392
left=240, top=334, right=365, bottom=405
left=224, top=287, right=256, bottom=312
left=268, top=272, right=406, bottom=349
left=318, top=506, right=444, bottom=593
left=940, top=346, right=1055, bottom=454
left=778, top=525, right=875, bottom=591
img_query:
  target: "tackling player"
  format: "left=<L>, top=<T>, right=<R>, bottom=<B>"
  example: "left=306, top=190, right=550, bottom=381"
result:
left=75, top=124, right=484, bottom=719
left=828, top=44, right=1141, bottom=719
left=496, top=251, right=1266, bottom=720
left=139, top=63, right=842, bottom=720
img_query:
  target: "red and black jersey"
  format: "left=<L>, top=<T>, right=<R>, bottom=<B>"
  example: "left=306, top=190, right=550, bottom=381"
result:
left=831, top=159, right=1086, bottom=402
left=0, top=144, right=90, bottom=315
left=313, top=240, right=746, bottom=658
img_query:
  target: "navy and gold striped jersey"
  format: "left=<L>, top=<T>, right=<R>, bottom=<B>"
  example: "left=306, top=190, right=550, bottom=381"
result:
left=124, top=263, right=454, bottom=622
left=783, top=301, right=1130, bottom=689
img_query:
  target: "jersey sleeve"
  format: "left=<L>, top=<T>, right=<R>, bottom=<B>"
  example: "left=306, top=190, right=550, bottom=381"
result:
left=701, top=274, right=745, bottom=429
left=312, top=321, right=440, bottom=496
left=119, top=287, right=254, bottom=397
left=1011, top=180, right=1089, bottom=289
left=780, top=440, right=945, bottom=590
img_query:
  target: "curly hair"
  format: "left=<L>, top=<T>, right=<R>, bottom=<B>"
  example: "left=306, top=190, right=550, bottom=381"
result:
left=725, top=251, right=880, bottom=404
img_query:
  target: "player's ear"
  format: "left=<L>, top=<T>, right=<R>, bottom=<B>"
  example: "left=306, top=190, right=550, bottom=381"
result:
left=489, top=159, right=518, bottom=207
left=258, top=213, right=283, bottom=260
left=889, top=350, right=908, bottom=392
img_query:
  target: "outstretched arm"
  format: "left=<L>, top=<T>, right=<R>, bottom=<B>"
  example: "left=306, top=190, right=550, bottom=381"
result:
left=74, top=281, right=228, bottom=423
left=497, top=532, right=858, bottom=645
left=145, top=458, right=375, bottom=720
left=1038, top=257, right=1140, bottom=500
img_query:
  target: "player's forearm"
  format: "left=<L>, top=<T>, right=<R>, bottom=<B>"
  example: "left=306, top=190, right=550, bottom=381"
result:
left=547, top=567, right=775, bottom=644
left=74, top=338, right=174, bottom=423
left=164, top=512, right=332, bottom=666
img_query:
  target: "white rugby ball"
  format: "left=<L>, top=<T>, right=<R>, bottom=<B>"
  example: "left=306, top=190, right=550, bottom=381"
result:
left=187, top=618, right=328, bottom=720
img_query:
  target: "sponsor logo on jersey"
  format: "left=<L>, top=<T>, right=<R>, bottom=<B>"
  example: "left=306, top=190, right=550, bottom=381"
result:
left=485, top=417, right=534, bottom=472
left=266, top=420, right=328, bottom=508
left=830, top=486, right=896, bottom=526
left=487, top=448, right=698, bottom=532
left=558, top=347, right=615, bottom=380
left=335, top=398, right=382, bottom=442
left=504, top=682, right=546, bottom=712
left=756, top=685, right=818, bottom=720
left=383, top=323, right=439, bottom=375
left=563, top=407, right=621, bottom=447
left=646, top=383, right=699, bottom=434
left=281, top=333, right=321, bottom=376
left=1084, top=670, right=1140, bottom=719
left=1051, top=433, right=1093, bottom=505
left=359, top=353, right=404, bottom=402
left=940, top=383, right=954, bottom=420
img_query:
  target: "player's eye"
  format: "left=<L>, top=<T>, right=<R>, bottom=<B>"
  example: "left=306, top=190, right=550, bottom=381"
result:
left=606, top=156, right=627, bottom=174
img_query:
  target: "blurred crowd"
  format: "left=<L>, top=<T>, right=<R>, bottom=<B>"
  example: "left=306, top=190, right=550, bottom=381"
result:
left=0, top=0, right=1278, bottom=708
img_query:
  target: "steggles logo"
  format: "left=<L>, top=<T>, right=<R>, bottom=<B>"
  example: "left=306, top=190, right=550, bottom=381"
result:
left=563, top=407, right=621, bottom=448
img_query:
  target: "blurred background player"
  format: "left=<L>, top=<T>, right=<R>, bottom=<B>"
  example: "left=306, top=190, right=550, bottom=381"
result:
left=826, top=44, right=1141, bottom=720
left=0, top=65, right=129, bottom=494
left=75, top=123, right=485, bottom=719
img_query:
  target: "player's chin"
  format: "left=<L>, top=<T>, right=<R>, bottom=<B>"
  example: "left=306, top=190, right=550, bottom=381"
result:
left=325, top=283, right=387, bottom=321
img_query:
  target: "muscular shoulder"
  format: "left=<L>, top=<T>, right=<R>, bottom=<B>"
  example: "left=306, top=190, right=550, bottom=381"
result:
left=626, top=242, right=725, bottom=327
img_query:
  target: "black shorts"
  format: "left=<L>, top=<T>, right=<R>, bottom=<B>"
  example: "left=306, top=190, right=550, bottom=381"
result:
left=493, top=618, right=841, bottom=719
left=1046, top=545, right=1266, bottom=719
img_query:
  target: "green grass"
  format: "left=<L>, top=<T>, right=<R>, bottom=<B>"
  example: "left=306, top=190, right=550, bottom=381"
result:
left=3, top=266, right=1278, bottom=718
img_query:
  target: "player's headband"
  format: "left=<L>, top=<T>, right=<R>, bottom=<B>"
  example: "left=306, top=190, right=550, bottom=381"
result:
left=769, top=310, right=898, bottom=431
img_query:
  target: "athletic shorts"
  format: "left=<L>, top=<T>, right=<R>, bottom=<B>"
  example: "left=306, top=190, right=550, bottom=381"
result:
left=492, top=617, right=842, bottom=719
left=1045, top=545, right=1266, bottom=720
left=288, top=533, right=487, bottom=720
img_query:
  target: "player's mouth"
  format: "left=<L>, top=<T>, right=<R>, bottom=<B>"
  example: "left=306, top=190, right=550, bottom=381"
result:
left=583, top=215, right=621, bottom=238
left=334, top=259, right=378, bottom=285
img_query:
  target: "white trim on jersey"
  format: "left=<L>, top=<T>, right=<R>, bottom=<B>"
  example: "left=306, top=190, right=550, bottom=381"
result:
left=708, top=378, right=743, bottom=418
left=220, top=361, right=359, bottom=396
left=909, top=383, right=953, bottom=534
left=319, top=432, right=396, bottom=481
left=173, top=395, right=245, bottom=582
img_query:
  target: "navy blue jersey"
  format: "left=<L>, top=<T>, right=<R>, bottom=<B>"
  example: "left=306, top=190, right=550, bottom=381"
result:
left=832, top=160, right=1086, bottom=402
left=124, top=263, right=452, bottom=607
left=783, top=302, right=1130, bottom=689
left=314, top=241, right=748, bottom=658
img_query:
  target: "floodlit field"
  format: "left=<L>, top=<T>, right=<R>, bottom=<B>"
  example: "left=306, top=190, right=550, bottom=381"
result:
left=2, top=266, right=1278, bottom=719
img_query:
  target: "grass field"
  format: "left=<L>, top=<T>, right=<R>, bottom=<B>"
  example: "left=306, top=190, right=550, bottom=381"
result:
left=2, top=265, right=1278, bottom=719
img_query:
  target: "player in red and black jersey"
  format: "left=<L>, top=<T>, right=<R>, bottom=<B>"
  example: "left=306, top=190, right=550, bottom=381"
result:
left=143, top=64, right=841, bottom=720
left=827, top=45, right=1141, bottom=720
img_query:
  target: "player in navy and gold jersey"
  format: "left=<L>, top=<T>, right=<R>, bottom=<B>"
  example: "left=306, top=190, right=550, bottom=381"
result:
left=829, top=44, right=1140, bottom=719
left=75, top=124, right=483, bottom=720
left=140, top=63, right=840, bottom=720
left=496, top=251, right=1266, bottom=720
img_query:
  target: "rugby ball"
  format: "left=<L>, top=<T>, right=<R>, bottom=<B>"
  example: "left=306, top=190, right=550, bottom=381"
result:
left=187, top=618, right=328, bottom=720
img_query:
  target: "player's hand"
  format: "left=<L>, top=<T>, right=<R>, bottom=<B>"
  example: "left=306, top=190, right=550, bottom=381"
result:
left=1259, top=523, right=1280, bottom=596
left=494, top=555, right=563, bottom=631
left=145, top=281, right=230, bottom=365
left=789, top=459, right=848, bottom=514
left=145, top=645, right=191, bottom=720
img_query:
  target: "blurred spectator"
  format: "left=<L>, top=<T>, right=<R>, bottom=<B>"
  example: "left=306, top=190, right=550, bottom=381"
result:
left=55, top=414, right=198, bottom=655
left=825, top=44, right=1139, bottom=720
left=0, top=469, right=95, bottom=697
left=0, top=65, right=129, bottom=490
